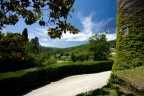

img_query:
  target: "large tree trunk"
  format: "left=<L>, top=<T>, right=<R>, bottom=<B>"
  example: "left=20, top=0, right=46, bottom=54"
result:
left=113, top=0, right=144, bottom=70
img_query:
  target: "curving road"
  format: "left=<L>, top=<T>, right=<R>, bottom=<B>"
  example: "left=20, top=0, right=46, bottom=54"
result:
left=24, top=71, right=111, bottom=96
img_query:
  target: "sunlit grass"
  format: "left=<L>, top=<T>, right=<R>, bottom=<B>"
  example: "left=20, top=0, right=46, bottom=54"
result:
left=0, top=68, right=37, bottom=80
left=115, top=66, right=144, bottom=88
left=77, top=66, right=144, bottom=96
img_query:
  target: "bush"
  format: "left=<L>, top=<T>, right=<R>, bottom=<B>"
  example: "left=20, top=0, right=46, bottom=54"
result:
left=0, top=56, right=36, bottom=73
left=0, top=60, right=113, bottom=95
left=42, top=57, right=57, bottom=66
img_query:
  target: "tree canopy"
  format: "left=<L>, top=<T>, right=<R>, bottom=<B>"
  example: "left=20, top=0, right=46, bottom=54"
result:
left=0, top=0, right=79, bottom=38
left=89, top=34, right=110, bottom=61
left=22, top=28, right=28, bottom=42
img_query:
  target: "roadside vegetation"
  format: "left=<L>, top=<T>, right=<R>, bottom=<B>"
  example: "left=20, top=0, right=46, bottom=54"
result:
left=77, top=66, right=144, bottom=96
left=0, top=0, right=143, bottom=96
left=0, top=29, right=115, bottom=95
left=0, top=60, right=113, bottom=95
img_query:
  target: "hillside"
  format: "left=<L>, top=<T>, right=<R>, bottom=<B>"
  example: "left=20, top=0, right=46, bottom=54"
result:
left=41, top=40, right=116, bottom=52
left=40, top=40, right=116, bottom=62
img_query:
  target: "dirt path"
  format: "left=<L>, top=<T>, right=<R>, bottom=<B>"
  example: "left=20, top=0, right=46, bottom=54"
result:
left=24, top=71, right=111, bottom=96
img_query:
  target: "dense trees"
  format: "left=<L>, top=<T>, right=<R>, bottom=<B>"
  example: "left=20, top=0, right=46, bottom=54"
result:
left=0, top=1, right=112, bottom=72
left=50, top=37, right=113, bottom=62
left=0, top=0, right=79, bottom=38
left=25, top=37, right=40, bottom=54
left=71, top=53, right=90, bottom=62
left=88, top=34, right=110, bottom=61
left=0, top=31, right=53, bottom=72
left=0, top=32, right=26, bottom=61
left=0, top=31, right=114, bottom=72
left=0, top=32, right=33, bottom=72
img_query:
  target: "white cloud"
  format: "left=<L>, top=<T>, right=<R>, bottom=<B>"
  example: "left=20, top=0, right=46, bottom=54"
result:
left=106, top=33, right=116, bottom=41
left=61, top=12, right=115, bottom=41
left=28, top=12, right=116, bottom=47
left=61, top=13, right=94, bottom=41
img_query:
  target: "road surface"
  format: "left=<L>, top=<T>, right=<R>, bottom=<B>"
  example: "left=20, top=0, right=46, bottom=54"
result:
left=24, top=71, right=111, bottom=96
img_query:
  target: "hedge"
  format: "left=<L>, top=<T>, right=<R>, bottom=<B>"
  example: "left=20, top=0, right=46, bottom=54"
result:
left=0, top=60, right=113, bottom=95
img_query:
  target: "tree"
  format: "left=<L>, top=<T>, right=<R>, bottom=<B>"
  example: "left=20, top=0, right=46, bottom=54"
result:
left=0, top=32, right=32, bottom=72
left=0, top=31, right=4, bottom=39
left=88, top=34, right=110, bottom=61
left=0, top=0, right=79, bottom=38
left=22, top=28, right=28, bottom=42
left=28, top=37, right=40, bottom=53
left=71, top=53, right=76, bottom=62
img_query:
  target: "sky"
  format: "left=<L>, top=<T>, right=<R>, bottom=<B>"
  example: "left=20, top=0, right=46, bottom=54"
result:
left=2, top=0, right=117, bottom=48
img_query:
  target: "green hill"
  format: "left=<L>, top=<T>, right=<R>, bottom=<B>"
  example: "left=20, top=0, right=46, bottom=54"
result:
left=39, top=40, right=116, bottom=62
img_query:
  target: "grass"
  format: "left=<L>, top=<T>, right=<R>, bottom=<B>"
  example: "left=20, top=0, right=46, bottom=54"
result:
left=113, top=66, right=144, bottom=94
left=77, top=66, right=144, bottom=96
left=115, top=66, right=144, bottom=87
left=0, top=68, right=37, bottom=80
left=46, top=60, right=112, bottom=68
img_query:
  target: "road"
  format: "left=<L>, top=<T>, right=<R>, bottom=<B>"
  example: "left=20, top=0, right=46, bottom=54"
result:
left=24, top=71, right=111, bottom=96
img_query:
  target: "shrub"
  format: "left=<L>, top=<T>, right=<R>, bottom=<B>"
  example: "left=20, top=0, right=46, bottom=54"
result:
left=42, top=57, right=57, bottom=66
left=0, top=60, right=113, bottom=95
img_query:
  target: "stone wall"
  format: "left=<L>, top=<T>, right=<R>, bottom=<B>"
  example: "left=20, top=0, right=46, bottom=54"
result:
left=112, top=0, right=144, bottom=70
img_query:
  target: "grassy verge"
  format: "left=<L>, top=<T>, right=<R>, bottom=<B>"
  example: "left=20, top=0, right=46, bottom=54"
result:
left=0, top=60, right=113, bottom=80
left=0, top=68, right=37, bottom=80
left=77, top=66, right=144, bottom=96
left=0, top=60, right=113, bottom=95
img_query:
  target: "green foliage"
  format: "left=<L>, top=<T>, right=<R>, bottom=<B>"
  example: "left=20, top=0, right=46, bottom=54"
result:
left=51, top=41, right=115, bottom=62
left=0, top=31, right=4, bottom=39
left=25, top=43, right=56, bottom=67
left=110, top=66, right=144, bottom=95
left=0, top=31, right=46, bottom=72
left=113, top=0, right=144, bottom=70
left=0, top=60, right=113, bottom=95
left=109, top=40, right=116, bottom=48
left=27, top=52, right=49, bottom=66
left=71, top=53, right=90, bottom=62
left=88, top=34, right=110, bottom=61
left=25, top=37, right=40, bottom=53
left=43, top=57, right=57, bottom=66
left=78, top=66, right=144, bottom=96
left=0, top=32, right=35, bottom=72
left=22, top=28, right=28, bottom=42
left=60, top=56, right=68, bottom=61
left=0, top=0, right=79, bottom=38
left=71, top=53, right=77, bottom=62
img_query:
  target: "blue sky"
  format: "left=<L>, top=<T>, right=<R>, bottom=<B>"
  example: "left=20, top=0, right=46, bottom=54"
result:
left=2, top=0, right=116, bottom=48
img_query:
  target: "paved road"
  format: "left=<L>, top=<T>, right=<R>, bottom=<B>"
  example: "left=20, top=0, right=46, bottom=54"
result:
left=24, top=71, right=111, bottom=96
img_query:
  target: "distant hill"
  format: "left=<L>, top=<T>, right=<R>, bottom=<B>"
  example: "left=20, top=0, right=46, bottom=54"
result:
left=39, top=40, right=116, bottom=61
left=40, top=40, right=116, bottom=56
left=40, top=46, right=58, bottom=51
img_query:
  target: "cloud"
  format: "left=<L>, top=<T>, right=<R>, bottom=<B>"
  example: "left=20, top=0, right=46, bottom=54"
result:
left=61, top=12, right=115, bottom=41
left=28, top=12, right=116, bottom=47
left=106, top=33, right=116, bottom=41
left=60, top=13, right=93, bottom=41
